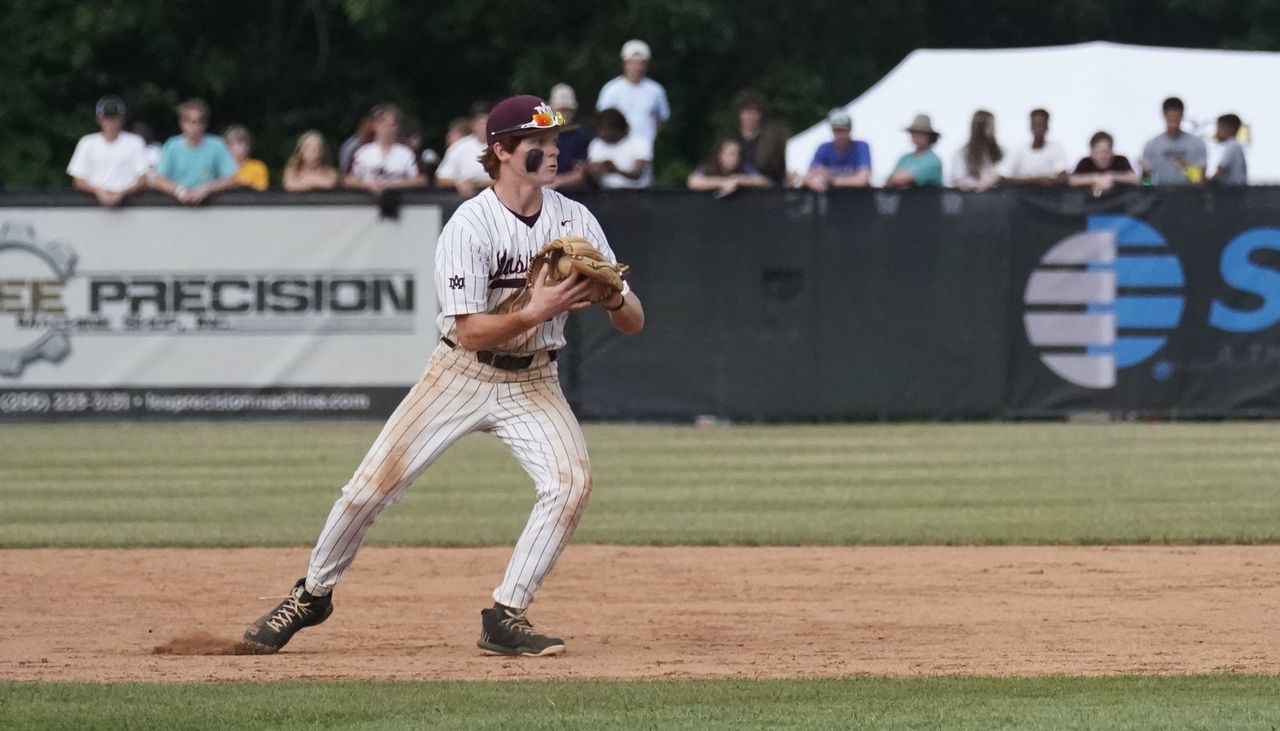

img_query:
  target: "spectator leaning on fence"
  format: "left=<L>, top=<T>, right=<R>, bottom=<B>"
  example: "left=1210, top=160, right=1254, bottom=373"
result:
left=803, top=108, right=871, bottom=192
left=596, top=39, right=670, bottom=153
left=588, top=108, right=652, bottom=189
left=1141, top=97, right=1208, bottom=185
left=885, top=114, right=943, bottom=188
left=128, top=119, right=162, bottom=177
left=950, top=110, right=1002, bottom=192
left=547, top=83, right=593, bottom=191
left=283, top=130, right=339, bottom=191
left=1211, top=113, right=1248, bottom=185
left=338, top=112, right=375, bottom=175
left=224, top=125, right=268, bottom=191
left=435, top=101, right=492, bottom=198
left=1069, top=131, right=1138, bottom=197
left=151, top=98, right=241, bottom=205
left=1000, top=108, right=1067, bottom=185
left=345, top=104, right=426, bottom=194
left=687, top=138, right=770, bottom=197
left=731, top=88, right=789, bottom=185
left=66, top=95, right=150, bottom=207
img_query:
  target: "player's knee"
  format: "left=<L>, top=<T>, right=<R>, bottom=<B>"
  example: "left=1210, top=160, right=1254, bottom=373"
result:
left=338, top=480, right=397, bottom=514
left=560, top=466, right=593, bottom=507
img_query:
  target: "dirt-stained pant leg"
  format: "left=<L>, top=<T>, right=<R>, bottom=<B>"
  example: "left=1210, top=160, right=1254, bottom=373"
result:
left=306, top=351, right=494, bottom=594
left=489, top=374, right=592, bottom=609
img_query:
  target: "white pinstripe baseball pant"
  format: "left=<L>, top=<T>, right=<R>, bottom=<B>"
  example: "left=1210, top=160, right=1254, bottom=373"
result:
left=305, top=343, right=592, bottom=609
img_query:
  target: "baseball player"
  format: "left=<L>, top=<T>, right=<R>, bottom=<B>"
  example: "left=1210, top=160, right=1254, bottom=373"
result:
left=243, top=94, right=644, bottom=657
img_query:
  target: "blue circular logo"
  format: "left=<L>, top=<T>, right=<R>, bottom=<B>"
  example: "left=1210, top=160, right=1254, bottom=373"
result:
left=1023, top=215, right=1185, bottom=389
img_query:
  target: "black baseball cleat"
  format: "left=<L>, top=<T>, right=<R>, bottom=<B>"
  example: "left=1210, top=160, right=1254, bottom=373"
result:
left=478, top=605, right=566, bottom=657
left=241, top=578, right=333, bottom=654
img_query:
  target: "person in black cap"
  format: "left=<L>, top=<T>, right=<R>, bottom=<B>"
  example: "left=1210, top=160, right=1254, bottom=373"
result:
left=242, top=94, right=644, bottom=659
left=66, top=95, right=150, bottom=206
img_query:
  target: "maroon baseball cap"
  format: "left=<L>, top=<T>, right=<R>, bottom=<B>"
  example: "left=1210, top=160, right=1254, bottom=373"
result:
left=486, top=95, right=567, bottom=143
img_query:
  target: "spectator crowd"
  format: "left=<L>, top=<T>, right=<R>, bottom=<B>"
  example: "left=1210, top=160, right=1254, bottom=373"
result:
left=66, top=39, right=1251, bottom=207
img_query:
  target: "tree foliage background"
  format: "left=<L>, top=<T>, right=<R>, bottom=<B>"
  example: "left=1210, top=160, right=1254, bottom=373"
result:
left=2, top=0, right=1277, bottom=187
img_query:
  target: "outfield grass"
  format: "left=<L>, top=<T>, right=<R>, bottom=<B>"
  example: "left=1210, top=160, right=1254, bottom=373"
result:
left=2, top=421, right=1279, bottom=547
left=3, top=676, right=1279, bottom=730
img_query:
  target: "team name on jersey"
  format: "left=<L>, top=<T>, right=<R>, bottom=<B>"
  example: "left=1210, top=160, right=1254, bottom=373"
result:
left=491, top=251, right=529, bottom=287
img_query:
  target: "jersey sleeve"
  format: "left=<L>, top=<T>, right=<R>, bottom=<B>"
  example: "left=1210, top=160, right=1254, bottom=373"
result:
left=854, top=142, right=872, bottom=171
left=213, top=139, right=239, bottom=179
left=1189, top=138, right=1209, bottom=166
left=655, top=83, right=671, bottom=122
left=595, top=80, right=615, bottom=112
left=66, top=138, right=90, bottom=180
left=809, top=143, right=828, bottom=170
left=435, top=215, right=492, bottom=315
left=1048, top=142, right=1067, bottom=174
left=129, top=138, right=151, bottom=179
left=350, top=146, right=369, bottom=179
left=435, top=143, right=462, bottom=180
left=580, top=206, right=632, bottom=296
left=156, top=139, right=178, bottom=180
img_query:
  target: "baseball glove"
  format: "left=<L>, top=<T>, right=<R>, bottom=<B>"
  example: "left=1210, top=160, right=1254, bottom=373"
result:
left=527, top=236, right=629, bottom=304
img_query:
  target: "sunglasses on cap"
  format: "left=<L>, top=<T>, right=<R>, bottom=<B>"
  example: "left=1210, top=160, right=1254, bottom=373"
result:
left=491, top=106, right=565, bottom=137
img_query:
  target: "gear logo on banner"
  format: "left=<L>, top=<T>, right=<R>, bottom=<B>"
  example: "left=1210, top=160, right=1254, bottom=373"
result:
left=0, top=222, right=78, bottom=377
left=1024, top=215, right=1186, bottom=389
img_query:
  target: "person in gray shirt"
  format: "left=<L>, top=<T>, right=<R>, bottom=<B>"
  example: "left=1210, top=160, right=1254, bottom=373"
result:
left=1211, top=113, right=1248, bottom=185
left=1141, top=97, right=1207, bottom=185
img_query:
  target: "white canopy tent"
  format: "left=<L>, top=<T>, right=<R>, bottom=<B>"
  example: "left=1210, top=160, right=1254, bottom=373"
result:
left=785, top=42, right=1275, bottom=186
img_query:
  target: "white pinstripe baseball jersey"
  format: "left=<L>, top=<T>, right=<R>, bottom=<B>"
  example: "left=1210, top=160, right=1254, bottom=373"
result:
left=435, top=187, right=629, bottom=354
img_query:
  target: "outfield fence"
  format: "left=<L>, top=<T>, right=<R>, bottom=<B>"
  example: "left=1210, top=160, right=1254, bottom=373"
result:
left=2, top=187, right=1279, bottom=421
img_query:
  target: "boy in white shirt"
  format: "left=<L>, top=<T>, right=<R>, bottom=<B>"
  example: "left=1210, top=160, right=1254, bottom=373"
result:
left=587, top=108, right=652, bottom=189
left=66, top=96, right=150, bottom=207
left=436, top=102, right=494, bottom=199
left=1000, top=108, right=1067, bottom=185
left=345, top=104, right=426, bottom=193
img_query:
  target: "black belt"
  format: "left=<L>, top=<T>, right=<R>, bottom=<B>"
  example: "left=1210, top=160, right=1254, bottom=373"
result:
left=441, top=337, right=556, bottom=371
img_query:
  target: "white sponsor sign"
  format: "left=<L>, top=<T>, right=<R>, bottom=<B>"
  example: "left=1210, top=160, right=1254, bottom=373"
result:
left=0, top=205, right=441, bottom=387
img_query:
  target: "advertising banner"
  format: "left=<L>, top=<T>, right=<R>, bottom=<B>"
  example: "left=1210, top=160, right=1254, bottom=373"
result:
left=0, top=205, right=441, bottom=418
left=1008, top=188, right=1280, bottom=416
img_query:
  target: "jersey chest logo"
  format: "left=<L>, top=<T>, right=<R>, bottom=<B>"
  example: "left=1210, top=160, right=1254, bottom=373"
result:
left=491, top=250, right=530, bottom=289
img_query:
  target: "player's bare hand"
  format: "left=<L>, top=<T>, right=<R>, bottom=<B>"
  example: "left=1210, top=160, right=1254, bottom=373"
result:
left=526, top=272, right=594, bottom=322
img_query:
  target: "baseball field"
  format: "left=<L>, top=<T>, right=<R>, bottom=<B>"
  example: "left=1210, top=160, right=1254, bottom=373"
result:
left=3, top=421, right=1279, bottom=728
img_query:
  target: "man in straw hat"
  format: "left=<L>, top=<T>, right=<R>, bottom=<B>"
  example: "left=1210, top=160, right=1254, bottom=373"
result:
left=886, top=113, right=944, bottom=188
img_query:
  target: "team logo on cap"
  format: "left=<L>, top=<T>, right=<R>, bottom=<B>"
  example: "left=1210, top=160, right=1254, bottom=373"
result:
left=1023, top=215, right=1186, bottom=389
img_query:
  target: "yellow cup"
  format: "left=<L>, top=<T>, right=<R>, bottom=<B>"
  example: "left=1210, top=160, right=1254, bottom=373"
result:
left=1186, top=165, right=1204, bottom=183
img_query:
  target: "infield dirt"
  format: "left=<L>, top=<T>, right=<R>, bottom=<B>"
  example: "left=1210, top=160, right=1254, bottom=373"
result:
left=3, top=546, right=1277, bottom=682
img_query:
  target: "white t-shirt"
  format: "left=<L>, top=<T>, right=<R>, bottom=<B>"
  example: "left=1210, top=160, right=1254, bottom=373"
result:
left=66, top=131, right=149, bottom=192
left=435, top=135, right=488, bottom=184
left=588, top=136, right=653, bottom=189
left=949, top=146, right=1001, bottom=188
left=435, top=187, right=629, bottom=354
left=1000, top=140, right=1067, bottom=179
left=595, top=76, right=670, bottom=147
left=350, top=142, right=420, bottom=181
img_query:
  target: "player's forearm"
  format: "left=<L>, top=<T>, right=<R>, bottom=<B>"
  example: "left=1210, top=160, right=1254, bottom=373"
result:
left=605, top=291, right=644, bottom=334
left=453, top=310, right=539, bottom=352
left=150, top=174, right=180, bottom=195
left=832, top=170, right=870, bottom=187
left=121, top=174, right=149, bottom=197
left=618, top=162, right=649, bottom=181
left=205, top=176, right=243, bottom=194
left=686, top=174, right=724, bottom=192
left=71, top=177, right=100, bottom=196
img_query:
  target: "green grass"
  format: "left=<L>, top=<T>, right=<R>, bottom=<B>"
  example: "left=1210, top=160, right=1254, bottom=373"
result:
left=2, top=421, right=1279, bottom=547
left=3, top=676, right=1279, bottom=730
